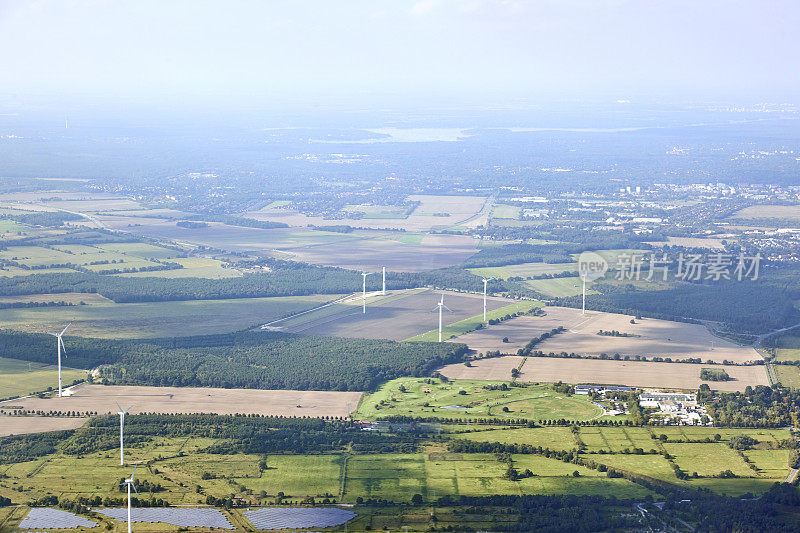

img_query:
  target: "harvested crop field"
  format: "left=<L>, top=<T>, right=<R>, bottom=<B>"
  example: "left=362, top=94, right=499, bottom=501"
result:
left=246, top=194, right=488, bottom=232
left=456, top=307, right=760, bottom=363
left=535, top=308, right=761, bottom=363
left=98, top=216, right=478, bottom=271
left=645, top=237, right=726, bottom=249
left=6, top=384, right=362, bottom=418
left=0, top=416, right=87, bottom=437
left=733, top=204, right=800, bottom=220
left=438, top=357, right=769, bottom=391
left=438, top=356, right=525, bottom=382
left=273, top=289, right=514, bottom=341
left=287, top=233, right=478, bottom=272
left=0, top=295, right=335, bottom=339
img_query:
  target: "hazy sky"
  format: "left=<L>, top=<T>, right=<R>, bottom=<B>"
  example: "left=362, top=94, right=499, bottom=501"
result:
left=1, top=0, right=798, bottom=105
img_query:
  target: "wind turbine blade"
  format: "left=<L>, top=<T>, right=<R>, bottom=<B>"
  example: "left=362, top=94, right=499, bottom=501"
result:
left=48, top=332, right=59, bottom=337
left=443, top=305, right=453, bottom=312
left=431, top=306, right=439, bottom=312
left=131, top=484, right=138, bottom=494
left=59, top=337, right=66, bottom=357
left=123, top=406, right=131, bottom=414
left=131, top=465, right=137, bottom=479
left=116, top=401, right=123, bottom=412
left=61, top=323, right=71, bottom=336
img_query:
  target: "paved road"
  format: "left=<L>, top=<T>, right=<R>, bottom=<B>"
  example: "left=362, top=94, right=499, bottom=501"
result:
left=786, top=468, right=799, bottom=484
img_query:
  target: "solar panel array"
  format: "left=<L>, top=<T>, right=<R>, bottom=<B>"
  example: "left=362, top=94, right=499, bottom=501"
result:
left=244, top=508, right=357, bottom=529
left=96, top=508, right=234, bottom=529
left=19, top=508, right=98, bottom=530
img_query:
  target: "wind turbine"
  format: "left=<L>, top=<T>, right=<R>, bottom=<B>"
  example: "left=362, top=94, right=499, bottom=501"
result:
left=48, top=323, right=70, bottom=397
left=432, top=293, right=453, bottom=342
left=482, top=277, right=492, bottom=323
left=382, top=266, right=386, bottom=295
left=116, top=402, right=131, bottom=466
left=361, top=271, right=373, bottom=314
left=121, top=466, right=138, bottom=533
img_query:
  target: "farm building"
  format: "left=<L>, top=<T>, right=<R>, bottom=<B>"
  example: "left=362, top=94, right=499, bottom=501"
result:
left=639, top=392, right=695, bottom=407
left=575, top=385, right=635, bottom=395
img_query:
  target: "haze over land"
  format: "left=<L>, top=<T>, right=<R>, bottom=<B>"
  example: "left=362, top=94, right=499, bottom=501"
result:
left=1, top=1, right=800, bottom=531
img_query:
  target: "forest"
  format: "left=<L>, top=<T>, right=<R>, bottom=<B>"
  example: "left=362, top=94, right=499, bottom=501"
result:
left=0, top=264, right=511, bottom=302
left=97, top=333, right=468, bottom=391
left=0, top=414, right=419, bottom=464
left=0, top=330, right=468, bottom=391
left=554, top=279, right=798, bottom=333
left=700, top=384, right=800, bottom=428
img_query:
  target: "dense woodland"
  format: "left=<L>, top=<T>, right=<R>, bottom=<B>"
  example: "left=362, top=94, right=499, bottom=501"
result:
left=555, top=279, right=798, bottom=333
left=0, top=263, right=510, bottom=302
left=0, top=414, right=418, bottom=464
left=700, top=385, right=800, bottom=428
left=0, top=330, right=467, bottom=391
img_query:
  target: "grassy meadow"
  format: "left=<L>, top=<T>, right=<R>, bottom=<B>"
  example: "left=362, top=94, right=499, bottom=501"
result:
left=354, top=378, right=603, bottom=421
left=405, top=300, right=543, bottom=342
left=0, top=357, right=88, bottom=399
left=0, top=294, right=338, bottom=338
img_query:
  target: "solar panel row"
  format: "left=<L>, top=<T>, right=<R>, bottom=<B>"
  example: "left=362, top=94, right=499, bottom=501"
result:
left=244, top=507, right=357, bottom=529
left=19, top=508, right=98, bottom=530
left=96, top=508, right=234, bottom=529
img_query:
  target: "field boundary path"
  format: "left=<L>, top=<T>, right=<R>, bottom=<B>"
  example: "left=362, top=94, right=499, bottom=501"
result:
left=259, top=294, right=355, bottom=329
left=786, top=468, right=799, bottom=484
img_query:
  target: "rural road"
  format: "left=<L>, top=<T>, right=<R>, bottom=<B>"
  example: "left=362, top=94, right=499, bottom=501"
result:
left=259, top=293, right=356, bottom=329
left=786, top=468, right=799, bottom=484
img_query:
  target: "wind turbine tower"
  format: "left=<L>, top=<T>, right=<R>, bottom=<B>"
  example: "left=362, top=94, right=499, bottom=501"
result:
left=116, top=402, right=131, bottom=466
left=48, top=323, right=70, bottom=397
left=582, top=278, right=586, bottom=315
left=361, top=271, right=372, bottom=314
left=121, top=466, right=138, bottom=533
left=382, top=266, right=386, bottom=295
left=433, top=293, right=452, bottom=342
left=482, top=277, right=492, bottom=323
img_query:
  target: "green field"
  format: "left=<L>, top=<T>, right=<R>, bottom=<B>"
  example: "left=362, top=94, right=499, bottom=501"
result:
left=774, top=365, right=800, bottom=388
left=0, top=240, right=240, bottom=279
left=354, top=378, right=604, bottom=421
left=342, top=204, right=410, bottom=219
left=490, top=204, right=520, bottom=219
left=662, top=442, right=755, bottom=478
left=405, top=300, right=543, bottom=342
left=119, top=257, right=240, bottom=279
left=772, top=334, right=800, bottom=362
left=469, top=262, right=576, bottom=280
left=95, top=242, right=183, bottom=260
left=524, top=276, right=596, bottom=297
left=0, top=356, right=87, bottom=399
left=0, top=294, right=338, bottom=338
left=459, top=427, right=579, bottom=452
left=0, top=424, right=789, bottom=516
left=0, top=243, right=176, bottom=273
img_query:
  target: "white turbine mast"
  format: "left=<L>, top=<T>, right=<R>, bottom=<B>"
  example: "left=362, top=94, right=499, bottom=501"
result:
left=481, top=277, right=492, bottom=323
left=582, top=277, right=586, bottom=315
left=48, top=323, right=71, bottom=397
left=116, top=402, right=132, bottom=466
left=361, top=271, right=373, bottom=314
left=432, top=293, right=453, bottom=342
left=121, top=466, right=138, bottom=533
left=382, top=266, right=386, bottom=295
